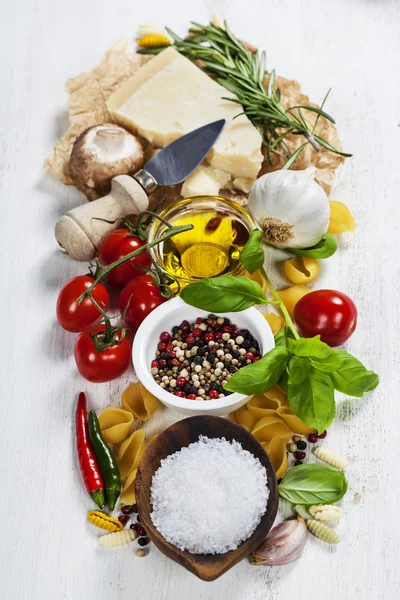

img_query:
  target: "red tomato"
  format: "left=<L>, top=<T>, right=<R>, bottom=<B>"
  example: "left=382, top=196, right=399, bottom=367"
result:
left=56, top=275, right=110, bottom=333
left=98, top=229, right=151, bottom=288
left=293, top=289, right=357, bottom=347
left=119, top=274, right=167, bottom=331
left=74, top=325, right=131, bottom=383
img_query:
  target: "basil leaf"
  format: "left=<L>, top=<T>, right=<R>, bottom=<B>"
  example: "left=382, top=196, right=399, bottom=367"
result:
left=278, top=368, right=289, bottom=393
left=288, top=358, right=336, bottom=433
left=286, top=234, right=337, bottom=259
left=180, top=275, right=266, bottom=312
left=224, top=347, right=292, bottom=395
left=278, top=464, right=348, bottom=505
left=274, top=328, right=287, bottom=348
left=288, top=336, right=344, bottom=372
left=330, top=350, right=379, bottom=398
left=288, top=336, right=333, bottom=359
left=240, top=229, right=264, bottom=274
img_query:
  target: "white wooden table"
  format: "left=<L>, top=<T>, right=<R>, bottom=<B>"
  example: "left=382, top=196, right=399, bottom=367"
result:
left=1, top=0, right=399, bottom=598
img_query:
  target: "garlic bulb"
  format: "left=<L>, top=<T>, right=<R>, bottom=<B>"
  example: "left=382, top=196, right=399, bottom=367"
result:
left=250, top=516, right=307, bottom=566
left=248, top=170, right=330, bottom=249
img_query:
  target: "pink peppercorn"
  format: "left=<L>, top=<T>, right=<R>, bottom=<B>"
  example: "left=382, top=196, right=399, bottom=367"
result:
left=177, top=377, right=186, bottom=387
left=187, top=394, right=197, bottom=400
left=246, top=352, right=254, bottom=361
left=175, top=391, right=185, bottom=398
left=294, top=451, right=306, bottom=461
left=160, top=331, right=171, bottom=343
left=192, top=328, right=202, bottom=338
left=204, top=333, right=215, bottom=343
left=195, top=317, right=203, bottom=324
left=158, top=342, right=167, bottom=351
left=308, top=433, right=318, bottom=443
left=151, top=360, right=159, bottom=368
left=253, top=356, right=261, bottom=362
left=186, top=336, right=195, bottom=345
left=209, top=390, right=219, bottom=399
left=318, top=430, right=327, bottom=439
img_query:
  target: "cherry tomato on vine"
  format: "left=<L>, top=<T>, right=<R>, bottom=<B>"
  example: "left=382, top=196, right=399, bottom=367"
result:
left=293, top=289, right=357, bottom=347
left=74, top=324, right=131, bottom=383
left=119, top=274, right=167, bottom=331
left=98, top=229, right=151, bottom=288
left=56, top=275, right=110, bottom=333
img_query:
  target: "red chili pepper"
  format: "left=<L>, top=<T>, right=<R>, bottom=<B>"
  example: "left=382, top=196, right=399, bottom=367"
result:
left=76, top=392, right=105, bottom=508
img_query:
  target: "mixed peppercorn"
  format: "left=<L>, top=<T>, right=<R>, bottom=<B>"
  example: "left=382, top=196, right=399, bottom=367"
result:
left=119, top=503, right=150, bottom=556
left=151, top=314, right=261, bottom=400
left=287, top=430, right=328, bottom=466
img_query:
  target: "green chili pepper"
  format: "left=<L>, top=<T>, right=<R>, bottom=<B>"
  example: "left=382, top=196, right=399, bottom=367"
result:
left=88, top=410, right=121, bottom=511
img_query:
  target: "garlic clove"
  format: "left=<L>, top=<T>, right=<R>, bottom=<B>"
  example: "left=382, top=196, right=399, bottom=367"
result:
left=284, top=256, right=320, bottom=285
left=250, top=516, right=307, bottom=566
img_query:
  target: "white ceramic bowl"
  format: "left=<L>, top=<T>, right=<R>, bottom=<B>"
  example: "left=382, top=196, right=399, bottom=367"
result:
left=132, top=297, right=275, bottom=417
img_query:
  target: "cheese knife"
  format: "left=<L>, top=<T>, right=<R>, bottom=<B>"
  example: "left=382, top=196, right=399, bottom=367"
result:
left=55, top=119, right=226, bottom=261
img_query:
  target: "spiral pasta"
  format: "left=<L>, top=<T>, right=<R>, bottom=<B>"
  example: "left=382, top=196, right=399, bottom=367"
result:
left=313, top=447, right=348, bottom=470
left=99, top=529, right=136, bottom=547
left=87, top=511, right=123, bottom=532
left=309, top=505, right=342, bottom=521
left=307, top=520, right=340, bottom=544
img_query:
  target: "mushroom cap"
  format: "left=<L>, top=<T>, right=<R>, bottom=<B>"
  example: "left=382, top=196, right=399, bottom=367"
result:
left=69, top=124, right=144, bottom=194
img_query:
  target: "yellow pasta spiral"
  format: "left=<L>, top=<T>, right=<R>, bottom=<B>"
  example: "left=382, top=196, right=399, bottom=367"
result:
left=307, top=520, right=340, bottom=544
left=87, top=511, right=123, bottom=532
left=137, top=34, right=171, bottom=48
left=99, top=529, right=136, bottom=547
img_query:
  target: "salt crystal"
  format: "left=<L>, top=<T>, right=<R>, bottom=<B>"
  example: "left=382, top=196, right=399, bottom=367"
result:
left=150, top=436, right=269, bottom=554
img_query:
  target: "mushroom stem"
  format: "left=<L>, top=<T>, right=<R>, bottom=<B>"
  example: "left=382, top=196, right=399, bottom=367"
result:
left=95, top=128, right=126, bottom=155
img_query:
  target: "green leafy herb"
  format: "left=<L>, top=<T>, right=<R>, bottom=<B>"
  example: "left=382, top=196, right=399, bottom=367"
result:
left=224, top=347, right=291, bottom=395
left=287, top=357, right=336, bottom=433
left=180, top=275, right=266, bottom=312
left=278, top=464, right=348, bottom=505
left=274, top=328, right=287, bottom=348
left=239, top=229, right=264, bottom=274
left=286, top=234, right=337, bottom=259
left=288, top=336, right=344, bottom=372
left=138, top=21, right=351, bottom=167
left=330, top=350, right=379, bottom=397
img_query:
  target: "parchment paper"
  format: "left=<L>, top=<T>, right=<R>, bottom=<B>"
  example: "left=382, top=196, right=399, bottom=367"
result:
left=44, top=38, right=345, bottom=201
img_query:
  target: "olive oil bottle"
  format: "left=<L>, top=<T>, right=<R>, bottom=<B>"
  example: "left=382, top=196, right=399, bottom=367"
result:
left=162, top=207, right=250, bottom=282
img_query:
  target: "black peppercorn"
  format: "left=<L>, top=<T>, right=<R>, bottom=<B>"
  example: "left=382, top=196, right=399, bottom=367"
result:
left=190, top=385, right=198, bottom=395
left=138, top=537, right=150, bottom=547
left=232, top=350, right=240, bottom=358
left=184, top=383, right=192, bottom=393
left=223, top=318, right=230, bottom=325
left=238, top=356, right=246, bottom=364
left=198, top=346, right=207, bottom=355
left=172, top=326, right=179, bottom=335
left=243, top=340, right=252, bottom=349
left=210, top=383, right=218, bottom=390
left=294, top=460, right=303, bottom=466
left=229, top=365, right=238, bottom=373
left=193, top=356, right=202, bottom=365
left=296, top=440, right=307, bottom=450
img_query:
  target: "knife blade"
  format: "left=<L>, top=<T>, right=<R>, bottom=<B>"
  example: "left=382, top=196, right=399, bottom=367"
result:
left=134, top=119, right=226, bottom=192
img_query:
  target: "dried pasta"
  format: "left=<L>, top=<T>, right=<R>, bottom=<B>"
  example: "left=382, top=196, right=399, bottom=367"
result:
left=309, top=505, right=342, bottom=521
left=307, top=520, right=340, bottom=544
left=277, top=285, right=311, bottom=317
left=242, top=269, right=267, bottom=294
left=328, top=200, right=356, bottom=234
left=229, top=386, right=315, bottom=479
left=87, top=511, right=123, bottom=532
left=261, top=312, right=285, bottom=335
left=117, top=430, right=146, bottom=480
left=120, top=467, right=138, bottom=505
left=99, top=529, right=136, bottom=547
left=313, top=447, right=348, bottom=470
left=137, top=34, right=171, bottom=48
left=284, top=257, right=320, bottom=285
left=98, top=408, right=133, bottom=444
left=121, top=382, right=160, bottom=422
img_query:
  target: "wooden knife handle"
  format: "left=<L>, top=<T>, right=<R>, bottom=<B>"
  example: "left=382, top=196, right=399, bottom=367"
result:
left=54, top=175, right=149, bottom=261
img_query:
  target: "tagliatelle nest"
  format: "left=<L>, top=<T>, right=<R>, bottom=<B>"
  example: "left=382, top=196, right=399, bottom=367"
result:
left=44, top=38, right=344, bottom=203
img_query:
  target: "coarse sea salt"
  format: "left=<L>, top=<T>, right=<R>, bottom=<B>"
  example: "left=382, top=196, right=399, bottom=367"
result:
left=150, top=436, right=269, bottom=554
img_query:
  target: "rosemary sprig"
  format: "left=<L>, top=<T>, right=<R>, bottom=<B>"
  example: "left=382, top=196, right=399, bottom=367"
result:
left=138, top=20, right=351, bottom=166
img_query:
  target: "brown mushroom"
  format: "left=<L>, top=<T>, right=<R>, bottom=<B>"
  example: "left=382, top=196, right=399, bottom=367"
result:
left=69, top=124, right=144, bottom=194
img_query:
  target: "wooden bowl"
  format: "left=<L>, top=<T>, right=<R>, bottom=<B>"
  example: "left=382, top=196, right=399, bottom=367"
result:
left=135, top=416, right=278, bottom=581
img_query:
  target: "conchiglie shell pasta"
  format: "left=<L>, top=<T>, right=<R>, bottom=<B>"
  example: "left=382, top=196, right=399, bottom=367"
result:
left=328, top=201, right=356, bottom=234
left=277, top=406, right=317, bottom=435
left=241, top=269, right=267, bottom=293
left=277, top=285, right=311, bottom=317
left=284, top=257, right=320, bottom=285
left=263, top=438, right=289, bottom=479
left=121, top=382, right=160, bottom=421
left=251, top=415, right=292, bottom=443
left=120, top=468, right=138, bottom=505
left=235, top=406, right=258, bottom=432
left=98, top=408, right=133, bottom=444
left=264, top=385, right=287, bottom=406
left=247, top=393, right=282, bottom=419
left=261, top=312, right=285, bottom=334
left=117, top=430, right=146, bottom=480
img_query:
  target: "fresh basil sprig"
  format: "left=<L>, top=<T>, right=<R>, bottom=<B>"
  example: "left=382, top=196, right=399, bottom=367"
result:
left=278, top=464, right=348, bottom=505
left=330, top=350, right=379, bottom=397
left=239, top=229, right=265, bottom=274
left=284, top=234, right=337, bottom=259
left=180, top=274, right=266, bottom=312
left=224, top=347, right=291, bottom=395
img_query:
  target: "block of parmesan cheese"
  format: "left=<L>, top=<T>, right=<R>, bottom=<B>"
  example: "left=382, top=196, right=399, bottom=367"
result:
left=181, top=166, right=231, bottom=198
left=107, top=48, right=263, bottom=180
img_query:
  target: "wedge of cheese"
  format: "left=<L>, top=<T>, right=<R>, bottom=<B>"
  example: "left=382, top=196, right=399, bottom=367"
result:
left=107, top=48, right=263, bottom=181
left=181, top=166, right=231, bottom=198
